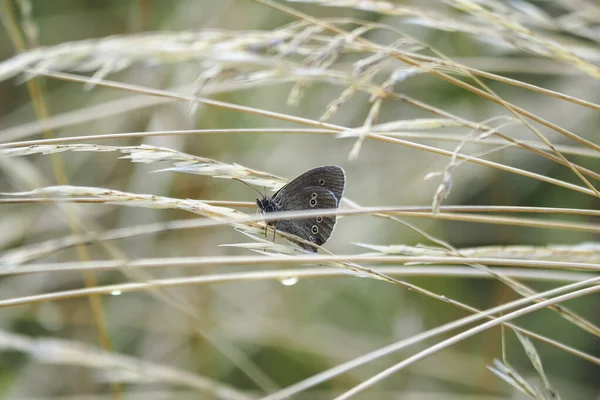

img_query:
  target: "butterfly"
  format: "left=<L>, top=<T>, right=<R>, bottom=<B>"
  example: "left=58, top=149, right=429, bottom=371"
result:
left=256, top=165, right=345, bottom=251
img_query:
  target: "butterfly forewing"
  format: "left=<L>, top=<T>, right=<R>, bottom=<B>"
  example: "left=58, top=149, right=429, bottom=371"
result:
left=273, top=165, right=345, bottom=204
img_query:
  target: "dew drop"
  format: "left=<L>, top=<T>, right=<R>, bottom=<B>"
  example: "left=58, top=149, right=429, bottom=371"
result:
left=281, top=277, right=299, bottom=286
left=111, top=290, right=122, bottom=296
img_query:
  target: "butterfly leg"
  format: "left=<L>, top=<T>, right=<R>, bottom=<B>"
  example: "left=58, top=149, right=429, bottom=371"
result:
left=272, top=222, right=278, bottom=242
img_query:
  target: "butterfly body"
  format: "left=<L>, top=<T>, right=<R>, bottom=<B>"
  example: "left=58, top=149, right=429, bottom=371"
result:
left=256, top=197, right=282, bottom=216
left=256, top=166, right=345, bottom=251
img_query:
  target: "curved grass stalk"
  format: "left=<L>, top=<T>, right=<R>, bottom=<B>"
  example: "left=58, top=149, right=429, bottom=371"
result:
left=332, top=283, right=600, bottom=400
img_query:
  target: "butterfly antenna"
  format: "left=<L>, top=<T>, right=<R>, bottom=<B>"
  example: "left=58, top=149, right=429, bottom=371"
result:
left=232, top=178, right=265, bottom=198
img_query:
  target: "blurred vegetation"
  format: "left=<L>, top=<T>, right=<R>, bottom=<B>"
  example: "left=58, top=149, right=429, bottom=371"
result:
left=0, top=0, right=599, bottom=399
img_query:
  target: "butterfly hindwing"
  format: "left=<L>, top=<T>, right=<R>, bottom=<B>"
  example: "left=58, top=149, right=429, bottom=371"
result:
left=274, top=186, right=339, bottom=251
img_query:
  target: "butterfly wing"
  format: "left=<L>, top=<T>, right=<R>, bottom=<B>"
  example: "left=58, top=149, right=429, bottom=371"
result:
left=273, top=165, right=345, bottom=204
left=275, top=186, right=340, bottom=252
